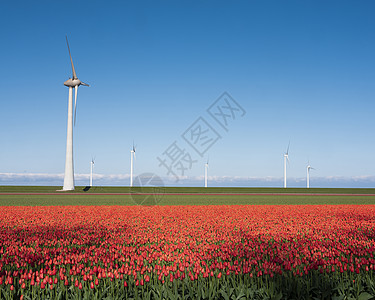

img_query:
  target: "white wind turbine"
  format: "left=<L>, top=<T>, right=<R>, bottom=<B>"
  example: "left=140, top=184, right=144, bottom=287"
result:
left=283, top=143, right=290, bottom=188
left=62, top=36, right=89, bottom=191
left=204, top=157, right=209, bottom=188
left=130, top=143, right=136, bottom=187
left=90, top=157, right=95, bottom=187
left=306, top=162, right=315, bottom=188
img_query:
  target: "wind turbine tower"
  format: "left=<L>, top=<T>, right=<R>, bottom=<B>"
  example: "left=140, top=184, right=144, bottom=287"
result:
left=283, top=143, right=290, bottom=188
left=62, top=36, right=89, bottom=191
left=90, top=158, right=95, bottom=187
left=130, top=143, right=136, bottom=187
left=204, top=157, right=209, bottom=188
left=306, top=162, right=315, bottom=188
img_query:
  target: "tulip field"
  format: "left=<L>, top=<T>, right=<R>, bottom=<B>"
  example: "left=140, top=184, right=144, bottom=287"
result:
left=1, top=197, right=375, bottom=299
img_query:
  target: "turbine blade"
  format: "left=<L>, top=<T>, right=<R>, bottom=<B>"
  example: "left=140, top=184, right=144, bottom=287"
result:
left=81, top=82, right=90, bottom=87
left=66, top=36, right=77, bottom=80
left=286, top=141, right=290, bottom=155
left=74, top=86, right=78, bottom=126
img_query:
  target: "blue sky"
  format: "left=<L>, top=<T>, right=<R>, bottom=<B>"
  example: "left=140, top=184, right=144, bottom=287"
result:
left=0, top=1, right=374, bottom=187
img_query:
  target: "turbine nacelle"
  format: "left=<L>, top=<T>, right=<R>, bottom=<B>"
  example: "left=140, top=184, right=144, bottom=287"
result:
left=64, top=78, right=89, bottom=87
left=131, top=142, right=136, bottom=155
left=64, top=78, right=82, bottom=87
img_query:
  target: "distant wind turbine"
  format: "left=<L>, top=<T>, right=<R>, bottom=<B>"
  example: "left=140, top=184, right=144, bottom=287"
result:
left=90, top=157, right=95, bottom=187
left=204, top=157, right=209, bottom=188
left=283, top=142, right=290, bottom=188
left=306, top=162, right=315, bottom=188
left=62, top=36, right=89, bottom=191
left=130, top=143, right=136, bottom=187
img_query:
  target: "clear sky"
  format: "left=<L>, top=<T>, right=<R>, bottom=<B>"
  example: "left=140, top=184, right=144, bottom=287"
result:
left=0, top=1, right=374, bottom=187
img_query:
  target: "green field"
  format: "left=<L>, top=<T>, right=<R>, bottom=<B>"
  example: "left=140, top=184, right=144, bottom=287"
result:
left=2, top=185, right=375, bottom=194
left=0, top=186, right=375, bottom=206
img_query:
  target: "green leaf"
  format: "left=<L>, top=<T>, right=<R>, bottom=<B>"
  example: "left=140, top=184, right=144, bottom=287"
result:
left=358, top=292, right=374, bottom=300
left=220, top=290, right=230, bottom=300
left=235, top=290, right=246, bottom=300
left=271, top=293, right=283, bottom=300
left=167, top=288, right=177, bottom=300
